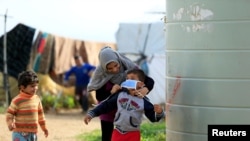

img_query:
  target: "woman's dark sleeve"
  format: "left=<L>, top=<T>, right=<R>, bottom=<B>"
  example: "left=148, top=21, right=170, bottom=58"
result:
left=90, top=93, right=119, bottom=117
left=95, top=81, right=114, bottom=101
left=144, top=75, right=154, bottom=93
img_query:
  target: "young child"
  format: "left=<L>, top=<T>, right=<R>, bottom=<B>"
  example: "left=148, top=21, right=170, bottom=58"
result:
left=84, top=69, right=165, bottom=141
left=63, top=55, right=96, bottom=113
left=6, top=70, right=49, bottom=141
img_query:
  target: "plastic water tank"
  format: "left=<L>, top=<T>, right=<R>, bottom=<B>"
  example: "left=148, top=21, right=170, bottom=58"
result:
left=166, top=1, right=250, bottom=141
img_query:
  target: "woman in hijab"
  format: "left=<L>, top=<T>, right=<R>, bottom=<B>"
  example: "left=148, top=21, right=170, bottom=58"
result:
left=87, top=46, right=154, bottom=141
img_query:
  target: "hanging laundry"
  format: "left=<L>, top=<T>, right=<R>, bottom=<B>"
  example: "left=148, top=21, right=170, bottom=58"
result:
left=0, top=23, right=35, bottom=79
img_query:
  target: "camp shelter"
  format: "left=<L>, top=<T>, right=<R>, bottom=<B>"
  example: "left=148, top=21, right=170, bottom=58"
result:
left=115, top=21, right=166, bottom=104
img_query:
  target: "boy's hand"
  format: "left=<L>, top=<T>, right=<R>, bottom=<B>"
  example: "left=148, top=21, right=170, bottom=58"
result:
left=44, top=129, right=49, bottom=137
left=8, top=122, right=16, bottom=131
left=84, top=115, right=92, bottom=125
left=154, top=104, right=163, bottom=114
left=111, top=84, right=121, bottom=94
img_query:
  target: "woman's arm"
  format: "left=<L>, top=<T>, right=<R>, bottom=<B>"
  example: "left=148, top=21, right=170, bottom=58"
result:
left=136, top=75, right=154, bottom=97
left=95, top=81, right=114, bottom=101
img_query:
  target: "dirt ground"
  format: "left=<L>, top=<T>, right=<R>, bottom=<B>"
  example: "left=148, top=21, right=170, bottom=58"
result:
left=0, top=108, right=101, bottom=141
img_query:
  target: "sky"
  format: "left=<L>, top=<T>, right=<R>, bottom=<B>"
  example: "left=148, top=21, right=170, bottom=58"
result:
left=0, top=0, right=165, bottom=42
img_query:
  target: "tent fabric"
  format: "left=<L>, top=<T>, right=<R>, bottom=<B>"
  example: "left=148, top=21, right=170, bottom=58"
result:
left=31, top=32, right=55, bottom=74
left=115, top=22, right=166, bottom=104
left=84, top=41, right=116, bottom=66
left=115, top=22, right=166, bottom=56
left=0, top=23, right=35, bottom=79
left=52, top=35, right=88, bottom=75
left=38, top=33, right=55, bottom=73
left=146, top=54, right=166, bottom=104
left=30, top=32, right=117, bottom=75
left=29, top=33, right=88, bottom=85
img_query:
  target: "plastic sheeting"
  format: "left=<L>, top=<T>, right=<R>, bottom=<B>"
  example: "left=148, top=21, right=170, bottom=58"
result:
left=115, top=22, right=166, bottom=56
left=146, top=54, right=166, bottom=104
left=115, top=22, right=166, bottom=104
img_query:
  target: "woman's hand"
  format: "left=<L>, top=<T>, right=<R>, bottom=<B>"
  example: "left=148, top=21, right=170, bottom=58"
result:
left=110, top=84, right=122, bottom=94
left=136, top=87, right=149, bottom=98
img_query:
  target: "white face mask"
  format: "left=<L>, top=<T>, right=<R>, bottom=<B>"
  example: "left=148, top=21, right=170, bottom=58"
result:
left=121, top=79, right=139, bottom=90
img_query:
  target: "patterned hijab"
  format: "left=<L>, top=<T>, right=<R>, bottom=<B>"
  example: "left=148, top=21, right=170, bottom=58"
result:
left=87, top=47, right=137, bottom=92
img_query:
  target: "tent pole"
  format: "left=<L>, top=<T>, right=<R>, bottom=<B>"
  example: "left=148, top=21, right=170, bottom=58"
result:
left=2, top=9, right=11, bottom=107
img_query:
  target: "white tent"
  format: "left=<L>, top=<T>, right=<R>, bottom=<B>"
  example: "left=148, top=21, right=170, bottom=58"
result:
left=115, top=22, right=165, bottom=56
left=115, top=21, right=166, bottom=104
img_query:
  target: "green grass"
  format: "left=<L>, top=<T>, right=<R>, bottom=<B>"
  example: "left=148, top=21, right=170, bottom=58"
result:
left=0, top=106, right=6, bottom=114
left=76, top=120, right=166, bottom=141
left=140, top=120, right=166, bottom=141
left=76, top=130, right=101, bottom=141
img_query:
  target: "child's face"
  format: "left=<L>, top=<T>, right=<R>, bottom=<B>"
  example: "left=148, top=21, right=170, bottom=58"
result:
left=20, top=83, right=38, bottom=95
left=126, top=73, right=139, bottom=81
left=126, top=73, right=144, bottom=88
left=75, top=58, right=83, bottom=67
left=126, top=73, right=144, bottom=96
left=106, top=61, right=120, bottom=74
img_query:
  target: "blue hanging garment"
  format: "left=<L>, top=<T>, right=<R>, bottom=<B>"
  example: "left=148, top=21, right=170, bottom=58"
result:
left=139, top=59, right=149, bottom=75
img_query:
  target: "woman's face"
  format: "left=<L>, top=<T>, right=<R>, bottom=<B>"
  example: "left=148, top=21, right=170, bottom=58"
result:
left=106, top=61, right=120, bottom=74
